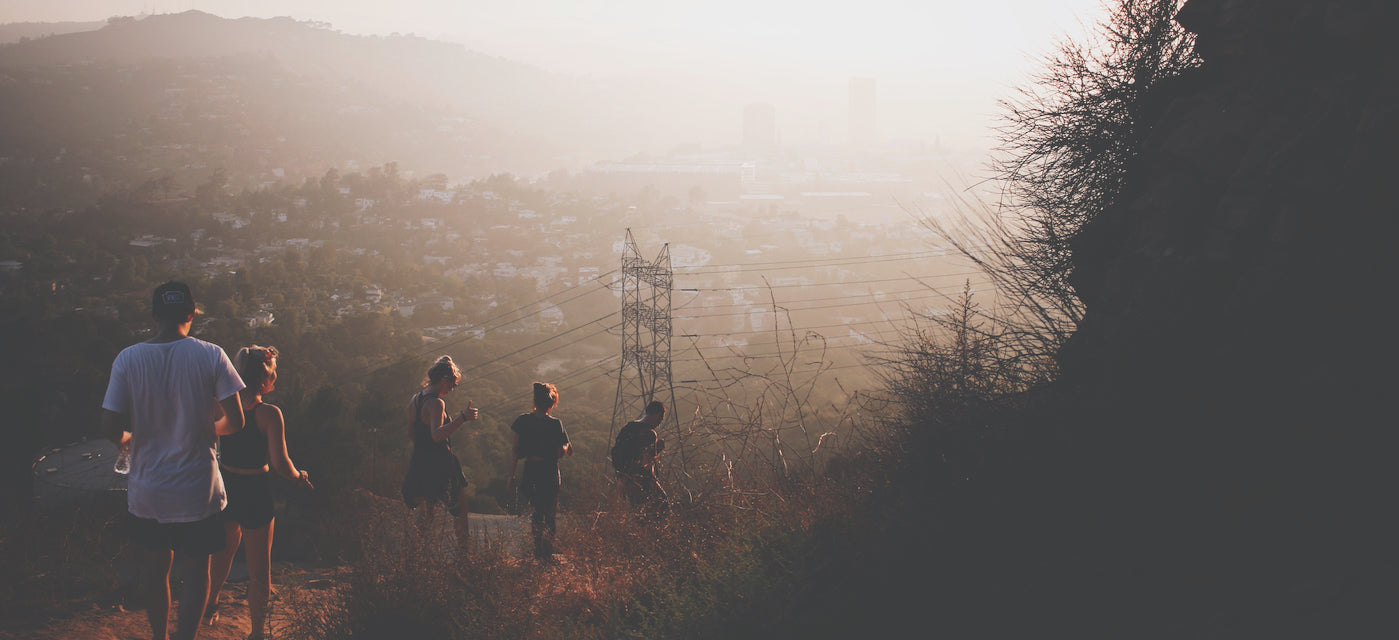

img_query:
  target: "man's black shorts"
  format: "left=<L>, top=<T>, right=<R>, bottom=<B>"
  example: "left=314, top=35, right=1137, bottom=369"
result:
left=125, top=511, right=226, bottom=556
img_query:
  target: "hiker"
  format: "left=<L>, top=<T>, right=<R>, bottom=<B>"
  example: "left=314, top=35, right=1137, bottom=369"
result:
left=612, top=401, right=668, bottom=514
left=100, top=281, right=246, bottom=640
left=205, top=345, right=314, bottom=639
left=401, top=356, right=479, bottom=555
left=507, top=382, right=573, bottom=561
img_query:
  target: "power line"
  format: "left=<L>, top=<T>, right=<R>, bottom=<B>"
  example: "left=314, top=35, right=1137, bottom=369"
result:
left=674, top=360, right=879, bottom=386
left=683, top=270, right=986, bottom=292
left=674, top=282, right=986, bottom=312
left=677, top=250, right=956, bottom=273
left=675, top=287, right=984, bottom=320
left=355, top=241, right=996, bottom=392
left=461, top=276, right=976, bottom=393
left=678, top=316, right=913, bottom=339
left=474, top=356, right=622, bottom=417
left=457, top=317, right=621, bottom=386
left=414, top=270, right=618, bottom=356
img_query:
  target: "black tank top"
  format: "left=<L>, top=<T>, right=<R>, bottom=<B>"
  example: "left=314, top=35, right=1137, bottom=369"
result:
left=220, top=403, right=268, bottom=469
left=411, top=390, right=452, bottom=453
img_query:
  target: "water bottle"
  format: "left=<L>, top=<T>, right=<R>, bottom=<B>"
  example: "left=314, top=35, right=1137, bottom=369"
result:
left=114, top=448, right=130, bottom=475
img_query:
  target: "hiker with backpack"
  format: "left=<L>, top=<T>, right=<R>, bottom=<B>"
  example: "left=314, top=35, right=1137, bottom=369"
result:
left=612, top=401, right=667, bottom=513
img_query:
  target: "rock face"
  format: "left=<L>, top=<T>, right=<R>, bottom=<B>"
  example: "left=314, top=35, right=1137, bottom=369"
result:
left=1056, top=0, right=1399, bottom=598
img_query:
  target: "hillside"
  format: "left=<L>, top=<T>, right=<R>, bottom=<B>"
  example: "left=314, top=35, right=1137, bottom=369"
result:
left=0, top=11, right=555, bottom=107
left=809, top=1, right=1399, bottom=637
left=0, top=11, right=660, bottom=209
left=0, top=20, right=104, bottom=44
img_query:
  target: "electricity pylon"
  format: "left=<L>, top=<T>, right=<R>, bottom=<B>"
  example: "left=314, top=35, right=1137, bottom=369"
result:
left=610, top=229, right=681, bottom=460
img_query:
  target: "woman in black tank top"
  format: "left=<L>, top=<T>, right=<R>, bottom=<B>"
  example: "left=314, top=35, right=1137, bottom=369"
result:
left=401, top=355, right=480, bottom=557
left=206, top=346, right=313, bottom=639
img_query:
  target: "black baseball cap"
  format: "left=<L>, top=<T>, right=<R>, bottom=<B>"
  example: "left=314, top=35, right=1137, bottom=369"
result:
left=152, top=281, right=200, bottom=321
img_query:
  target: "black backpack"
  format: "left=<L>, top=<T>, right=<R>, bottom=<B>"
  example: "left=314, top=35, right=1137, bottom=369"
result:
left=610, top=423, right=644, bottom=474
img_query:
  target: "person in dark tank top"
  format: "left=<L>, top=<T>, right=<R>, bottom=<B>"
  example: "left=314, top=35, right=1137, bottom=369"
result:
left=401, top=355, right=480, bottom=557
left=205, top=345, right=313, bottom=639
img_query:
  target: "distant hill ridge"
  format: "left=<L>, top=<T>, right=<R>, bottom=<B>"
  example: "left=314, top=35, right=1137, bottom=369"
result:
left=0, top=20, right=105, bottom=45
left=0, top=10, right=678, bottom=176
left=0, top=11, right=552, bottom=98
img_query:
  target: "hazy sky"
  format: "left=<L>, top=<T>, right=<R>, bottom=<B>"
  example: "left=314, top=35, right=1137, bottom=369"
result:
left=1, top=0, right=1108, bottom=149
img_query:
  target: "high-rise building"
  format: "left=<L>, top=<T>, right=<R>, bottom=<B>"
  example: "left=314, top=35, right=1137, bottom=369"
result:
left=848, top=77, right=877, bottom=148
left=743, top=102, right=778, bottom=153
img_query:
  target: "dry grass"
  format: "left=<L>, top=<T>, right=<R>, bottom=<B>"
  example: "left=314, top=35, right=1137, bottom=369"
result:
left=0, top=494, right=131, bottom=630
left=265, top=478, right=867, bottom=640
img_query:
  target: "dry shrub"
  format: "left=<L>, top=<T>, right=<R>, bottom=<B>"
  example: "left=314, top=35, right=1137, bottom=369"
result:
left=272, top=308, right=889, bottom=639
left=0, top=493, right=132, bottom=627
left=273, top=474, right=868, bottom=640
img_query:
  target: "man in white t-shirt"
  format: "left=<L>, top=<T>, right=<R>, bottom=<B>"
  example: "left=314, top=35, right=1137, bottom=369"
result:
left=101, top=281, right=245, bottom=640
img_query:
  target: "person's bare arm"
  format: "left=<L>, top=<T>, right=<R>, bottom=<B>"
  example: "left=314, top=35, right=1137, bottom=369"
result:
left=427, top=398, right=476, bottom=443
left=101, top=410, right=131, bottom=448
left=262, top=404, right=313, bottom=488
left=214, top=393, right=245, bottom=436
left=507, top=433, right=520, bottom=491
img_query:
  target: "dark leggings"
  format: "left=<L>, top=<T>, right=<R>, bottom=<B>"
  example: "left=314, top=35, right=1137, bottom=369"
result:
left=520, top=461, right=560, bottom=558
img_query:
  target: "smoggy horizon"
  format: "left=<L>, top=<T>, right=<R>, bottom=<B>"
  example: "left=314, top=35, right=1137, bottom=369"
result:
left=0, top=0, right=1106, bottom=152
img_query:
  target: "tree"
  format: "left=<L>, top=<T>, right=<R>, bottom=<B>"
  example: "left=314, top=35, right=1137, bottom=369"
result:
left=919, top=0, right=1199, bottom=367
left=881, top=282, right=1022, bottom=428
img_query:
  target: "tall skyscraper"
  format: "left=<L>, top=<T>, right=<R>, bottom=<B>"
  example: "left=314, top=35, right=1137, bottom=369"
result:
left=743, top=102, right=778, bottom=153
left=848, top=77, right=877, bottom=148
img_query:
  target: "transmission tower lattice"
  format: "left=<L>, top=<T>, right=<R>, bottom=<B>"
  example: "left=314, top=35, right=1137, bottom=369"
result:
left=610, top=230, right=681, bottom=463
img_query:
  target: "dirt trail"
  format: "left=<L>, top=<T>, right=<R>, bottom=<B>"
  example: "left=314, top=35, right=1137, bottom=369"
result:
left=3, top=510, right=527, bottom=640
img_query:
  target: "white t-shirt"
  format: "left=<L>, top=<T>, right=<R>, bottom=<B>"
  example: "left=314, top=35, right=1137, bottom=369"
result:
left=103, top=337, right=245, bottom=523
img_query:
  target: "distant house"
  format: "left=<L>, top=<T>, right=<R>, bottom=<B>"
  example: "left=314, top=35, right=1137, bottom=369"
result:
left=417, top=294, right=454, bottom=311
left=247, top=310, right=274, bottom=328
left=417, top=189, right=453, bottom=204
left=526, top=266, right=566, bottom=288
left=670, top=244, right=712, bottom=268
left=207, top=255, right=241, bottom=270
left=423, top=324, right=484, bottom=340
left=212, top=212, right=249, bottom=229
left=446, top=264, right=489, bottom=280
